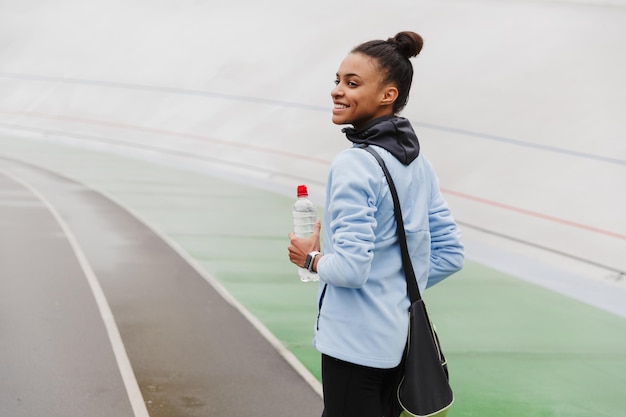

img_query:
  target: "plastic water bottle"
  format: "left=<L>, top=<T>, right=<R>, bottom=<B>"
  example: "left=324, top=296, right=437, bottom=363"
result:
left=293, top=184, right=319, bottom=282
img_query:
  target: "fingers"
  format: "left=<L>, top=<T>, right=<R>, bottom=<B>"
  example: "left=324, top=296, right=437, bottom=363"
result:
left=287, top=241, right=305, bottom=267
left=288, top=221, right=322, bottom=266
left=313, top=219, right=321, bottom=236
left=287, top=246, right=298, bottom=263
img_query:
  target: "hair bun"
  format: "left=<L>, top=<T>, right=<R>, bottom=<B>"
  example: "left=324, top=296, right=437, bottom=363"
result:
left=387, top=31, right=423, bottom=59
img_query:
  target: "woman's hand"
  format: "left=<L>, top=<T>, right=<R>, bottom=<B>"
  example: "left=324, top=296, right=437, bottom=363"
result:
left=288, top=220, right=321, bottom=268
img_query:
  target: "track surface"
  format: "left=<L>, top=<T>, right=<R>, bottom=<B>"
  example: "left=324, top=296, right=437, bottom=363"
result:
left=0, top=156, right=322, bottom=417
left=1, top=138, right=625, bottom=417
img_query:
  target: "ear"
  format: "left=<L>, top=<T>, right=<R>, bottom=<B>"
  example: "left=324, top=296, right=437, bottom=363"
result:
left=380, top=86, right=398, bottom=107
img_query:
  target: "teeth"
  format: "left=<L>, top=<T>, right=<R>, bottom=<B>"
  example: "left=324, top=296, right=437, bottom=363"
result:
left=334, top=104, right=348, bottom=109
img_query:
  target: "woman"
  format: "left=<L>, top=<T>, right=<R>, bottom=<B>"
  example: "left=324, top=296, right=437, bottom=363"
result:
left=288, top=31, right=464, bottom=417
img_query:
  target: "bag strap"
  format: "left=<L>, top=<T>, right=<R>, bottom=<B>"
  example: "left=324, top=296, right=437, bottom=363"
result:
left=359, top=145, right=422, bottom=303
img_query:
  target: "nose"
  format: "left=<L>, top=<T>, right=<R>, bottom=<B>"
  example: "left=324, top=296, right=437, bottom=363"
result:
left=331, top=84, right=342, bottom=99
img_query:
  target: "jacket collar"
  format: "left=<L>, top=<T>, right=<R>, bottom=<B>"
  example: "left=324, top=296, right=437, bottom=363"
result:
left=342, top=116, right=420, bottom=165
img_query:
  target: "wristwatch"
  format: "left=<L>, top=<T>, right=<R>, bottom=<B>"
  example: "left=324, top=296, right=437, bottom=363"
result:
left=304, top=251, right=321, bottom=273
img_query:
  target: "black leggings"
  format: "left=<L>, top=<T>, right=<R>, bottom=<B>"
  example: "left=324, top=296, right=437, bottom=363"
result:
left=321, top=354, right=403, bottom=417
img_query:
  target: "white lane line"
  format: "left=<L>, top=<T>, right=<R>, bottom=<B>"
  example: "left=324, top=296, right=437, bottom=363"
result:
left=1, top=169, right=150, bottom=417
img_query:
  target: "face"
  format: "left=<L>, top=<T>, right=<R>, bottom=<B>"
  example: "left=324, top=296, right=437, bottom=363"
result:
left=331, top=52, right=396, bottom=130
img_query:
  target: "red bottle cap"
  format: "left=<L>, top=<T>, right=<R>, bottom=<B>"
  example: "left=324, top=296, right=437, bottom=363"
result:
left=297, top=184, right=308, bottom=197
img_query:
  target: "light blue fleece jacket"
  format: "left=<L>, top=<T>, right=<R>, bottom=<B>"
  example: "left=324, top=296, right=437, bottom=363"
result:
left=314, top=120, right=464, bottom=369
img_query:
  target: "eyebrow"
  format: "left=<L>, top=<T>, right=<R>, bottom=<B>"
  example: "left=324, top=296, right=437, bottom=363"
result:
left=336, top=72, right=361, bottom=78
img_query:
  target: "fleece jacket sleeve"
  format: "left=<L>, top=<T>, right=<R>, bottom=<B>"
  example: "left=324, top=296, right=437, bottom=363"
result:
left=317, top=149, right=379, bottom=288
left=426, top=169, right=465, bottom=288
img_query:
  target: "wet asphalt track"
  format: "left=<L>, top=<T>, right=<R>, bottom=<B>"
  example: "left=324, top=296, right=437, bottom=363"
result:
left=0, top=157, right=322, bottom=417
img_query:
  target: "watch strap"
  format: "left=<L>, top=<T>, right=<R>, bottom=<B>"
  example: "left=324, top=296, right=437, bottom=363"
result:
left=305, top=251, right=321, bottom=272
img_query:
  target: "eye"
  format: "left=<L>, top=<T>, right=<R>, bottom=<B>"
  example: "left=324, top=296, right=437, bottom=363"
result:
left=334, top=79, right=340, bottom=85
left=347, top=81, right=358, bottom=87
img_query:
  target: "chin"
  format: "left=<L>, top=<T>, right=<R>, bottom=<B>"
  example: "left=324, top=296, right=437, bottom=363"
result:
left=331, top=116, right=350, bottom=126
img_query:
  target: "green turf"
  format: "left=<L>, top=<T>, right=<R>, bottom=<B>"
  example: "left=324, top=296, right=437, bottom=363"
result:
left=2, top=136, right=625, bottom=416
left=426, top=262, right=626, bottom=417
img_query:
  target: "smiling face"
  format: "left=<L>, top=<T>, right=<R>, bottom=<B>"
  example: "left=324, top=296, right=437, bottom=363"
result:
left=331, top=52, right=398, bottom=131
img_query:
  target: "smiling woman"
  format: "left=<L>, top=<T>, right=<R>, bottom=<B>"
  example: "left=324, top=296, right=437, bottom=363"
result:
left=331, top=32, right=423, bottom=130
left=288, top=31, right=464, bottom=417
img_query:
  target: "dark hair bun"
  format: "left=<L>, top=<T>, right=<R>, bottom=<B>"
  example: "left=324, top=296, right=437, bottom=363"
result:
left=387, top=31, right=423, bottom=59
